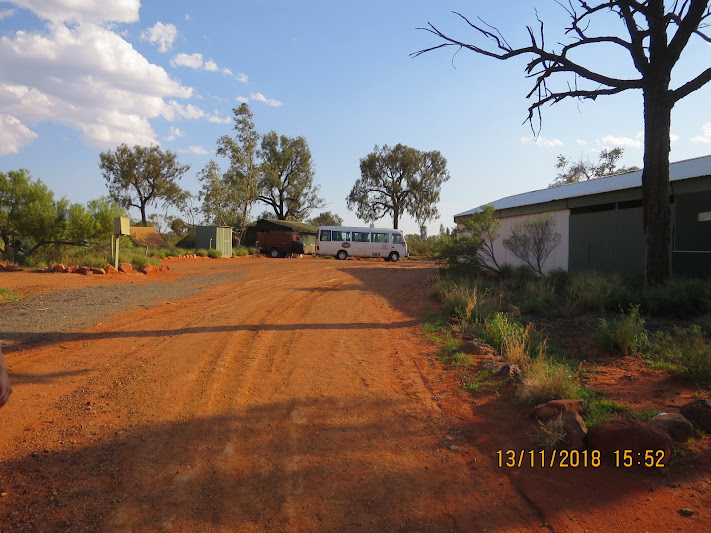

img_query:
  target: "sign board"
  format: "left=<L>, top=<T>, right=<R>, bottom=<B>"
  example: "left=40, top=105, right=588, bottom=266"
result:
left=114, top=216, right=130, bottom=235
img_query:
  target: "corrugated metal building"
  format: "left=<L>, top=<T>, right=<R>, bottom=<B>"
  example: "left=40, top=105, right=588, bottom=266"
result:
left=195, top=226, right=233, bottom=257
left=454, top=155, right=711, bottom=276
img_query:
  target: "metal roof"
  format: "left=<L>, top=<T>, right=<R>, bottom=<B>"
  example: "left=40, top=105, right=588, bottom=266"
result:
left=255, top=219, right=318, bottom=234
left=454, top=154, right=711, bottom=218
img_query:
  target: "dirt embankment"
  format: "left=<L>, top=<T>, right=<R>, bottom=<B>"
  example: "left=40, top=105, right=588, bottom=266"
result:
left=0, top=257, right=709, bottom=532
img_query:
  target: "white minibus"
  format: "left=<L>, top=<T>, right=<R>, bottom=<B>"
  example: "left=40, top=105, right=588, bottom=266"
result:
left=316, top=226, right=408, bottom=262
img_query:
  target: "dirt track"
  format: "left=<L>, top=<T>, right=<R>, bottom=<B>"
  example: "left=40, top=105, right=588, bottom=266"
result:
left=1, top=257, right=709, bottom=532
left=0, top=258, right=545, bottom=532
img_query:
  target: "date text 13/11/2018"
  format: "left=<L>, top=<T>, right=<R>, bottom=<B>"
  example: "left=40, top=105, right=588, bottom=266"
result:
left=496, top=449, right=666, bottom=468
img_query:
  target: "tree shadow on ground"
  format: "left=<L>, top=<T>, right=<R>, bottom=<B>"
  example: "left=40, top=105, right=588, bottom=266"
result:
left=0, top=396, right=546, bottom=532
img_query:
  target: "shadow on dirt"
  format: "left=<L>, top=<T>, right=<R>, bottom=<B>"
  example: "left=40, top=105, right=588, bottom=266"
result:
left=1, top=320, right=423, bottom=347
left=0, top=395, right=538, bottom=533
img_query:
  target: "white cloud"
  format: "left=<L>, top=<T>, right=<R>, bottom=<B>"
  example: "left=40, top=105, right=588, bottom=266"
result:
left=9, top=0, right=140, bottom=23
left=691, top=123, right=711, bottom=144
left=185, top=14, right=190, bottom=22
left=141, top=22, right=177, bottom=53
left=0, top=9, right=15, bottom=20
left=576, top=139, right=588, bottom=145
left=235, top=96, right=249, bottom=103
left=179, top=145, right=209, bottom=155
left=251, top=92, right=282, bottom=107
left=598, top=133, right=644, bottom=150
left=0, top=114, right=38, bottom=154
left=236, top=73, right=248, bottom=83
left=0, top=21, right=194, bottom=149
left=208, top=114, right=231, bottom=124
left=164, top=101, right=205, bottom=120
left=520, top=135, right=563, bottom=148
left=171, top=52, right=231, bottom=75
left=164, top=126, right=182, bottom=141
left=171, top=52, right=204, bottom=69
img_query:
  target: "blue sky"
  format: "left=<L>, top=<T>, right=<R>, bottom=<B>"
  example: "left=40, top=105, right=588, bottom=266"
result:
left=1, top=0, right=710, bottom=236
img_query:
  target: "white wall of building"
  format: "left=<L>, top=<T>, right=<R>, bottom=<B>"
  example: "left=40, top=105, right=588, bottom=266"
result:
left=457, top=209, right=570, bottom=273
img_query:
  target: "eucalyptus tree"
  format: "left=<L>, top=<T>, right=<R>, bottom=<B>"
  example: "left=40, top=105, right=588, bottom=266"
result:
left=99, top=144, right=189, bottom=226
left=346, top=144, right=450, bottom=230
left=259, top=132, right=324, bottom=221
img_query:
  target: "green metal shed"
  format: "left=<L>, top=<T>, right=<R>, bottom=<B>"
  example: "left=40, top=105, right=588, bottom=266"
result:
left=196, top=226, right=233, bottom=257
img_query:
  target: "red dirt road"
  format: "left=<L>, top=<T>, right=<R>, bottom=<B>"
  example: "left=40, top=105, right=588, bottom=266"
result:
left=1, top=258, right=543, bottom=532
left=1, top=257, right=709, bottom=532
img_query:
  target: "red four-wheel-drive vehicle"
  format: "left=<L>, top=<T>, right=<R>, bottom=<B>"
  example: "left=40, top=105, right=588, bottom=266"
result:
left=256, top=231, right=305, bottom=258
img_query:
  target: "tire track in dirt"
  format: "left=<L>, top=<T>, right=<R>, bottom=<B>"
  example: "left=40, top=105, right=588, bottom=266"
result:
left=1, top=259, right=548, bottom=532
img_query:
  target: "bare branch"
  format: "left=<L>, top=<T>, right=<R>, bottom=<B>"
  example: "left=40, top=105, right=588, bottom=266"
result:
left=525, top=86, right=631, bottom=124
left=671, top=65, right=711, bottom=101
left=666, top=0, right=711, bottom=66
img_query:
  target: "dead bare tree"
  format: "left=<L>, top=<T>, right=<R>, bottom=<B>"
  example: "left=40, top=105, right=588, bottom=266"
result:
left=414, top=1, right=711, bottom=285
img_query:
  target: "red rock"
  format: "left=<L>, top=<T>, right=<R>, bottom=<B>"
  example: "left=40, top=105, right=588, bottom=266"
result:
left=561, top=411, right=587, bottom=450
left=141, top=265, right=160, bottom=275
left=531, top=399, right=584, bottom=420
left=160, top=264, right=170, bottom=271
left=77, top=266, right=91, bottom=275
left=118, top=263, right=132, bottom=273
left=587, top=418, right=672, bottom=466
left=90, top=267, right=106, bottom=275
left=105, top=264, right=118, bottom=275
left=53, top=264, right=67, bottom=273
left=680, top=399, right=711, bottom=433
left=0, top=264, right=5, bottom=271
left=66, top=265, right=79, bottom=274
left=461, top=341, right=498, bottom=357
left=649, top=413, right=694, bottom=443
left=4, top=265, right=24, bottom=272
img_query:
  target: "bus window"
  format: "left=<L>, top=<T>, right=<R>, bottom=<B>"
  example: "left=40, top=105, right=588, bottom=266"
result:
left=352, top=231, right=370, bottom=242
left=392, top=234, right=404, bottom=245
left=331, top=231, right=350, bottom=241
left=371, top=232, right=389, bottom=243
left=319, top=230, right=331, bottom=241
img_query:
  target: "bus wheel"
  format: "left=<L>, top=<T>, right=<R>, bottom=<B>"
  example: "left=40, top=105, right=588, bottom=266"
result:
left=270, top=248, right=280, bottom=258
left=336, top=250, right=348, bottom=260
left=388, top=252, right=399, bottom=262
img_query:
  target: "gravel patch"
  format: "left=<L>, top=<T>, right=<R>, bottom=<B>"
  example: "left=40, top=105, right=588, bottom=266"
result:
left=0, top=272, right=240, bottom=347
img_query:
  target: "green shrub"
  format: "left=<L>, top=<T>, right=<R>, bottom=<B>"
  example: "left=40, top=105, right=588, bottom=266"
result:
left=516, top=354, right=579, bottom=404
left=207, top=249, right=223, bottom=258
left=596, top=305, right=647, bottom=356
left=648, top=325, right=711, bottom=385
left=248, top=247, right=259, bottom=255
left=497, top=264, right=537, bottom=289
left=642, top=278, right=711, bottom=318
left=233, top=246, right=249, bottom=257
left=195, top=249, right=208, bottom=257
left=547, top=268, right=570, bottom=292
left=519, top=278, right=557, bottom=315
left=578, top=387, right=626, bottom=426
left=564, top=271, right=620, bottom=313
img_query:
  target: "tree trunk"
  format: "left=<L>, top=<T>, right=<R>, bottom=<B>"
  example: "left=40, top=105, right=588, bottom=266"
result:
left=642, top=89, right=673, bottom=286
left=139, top=203, right=148, bottom=226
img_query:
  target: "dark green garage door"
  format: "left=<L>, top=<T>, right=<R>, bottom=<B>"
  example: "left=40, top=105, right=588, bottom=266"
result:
left=569, top=205, right=645, bottom=274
